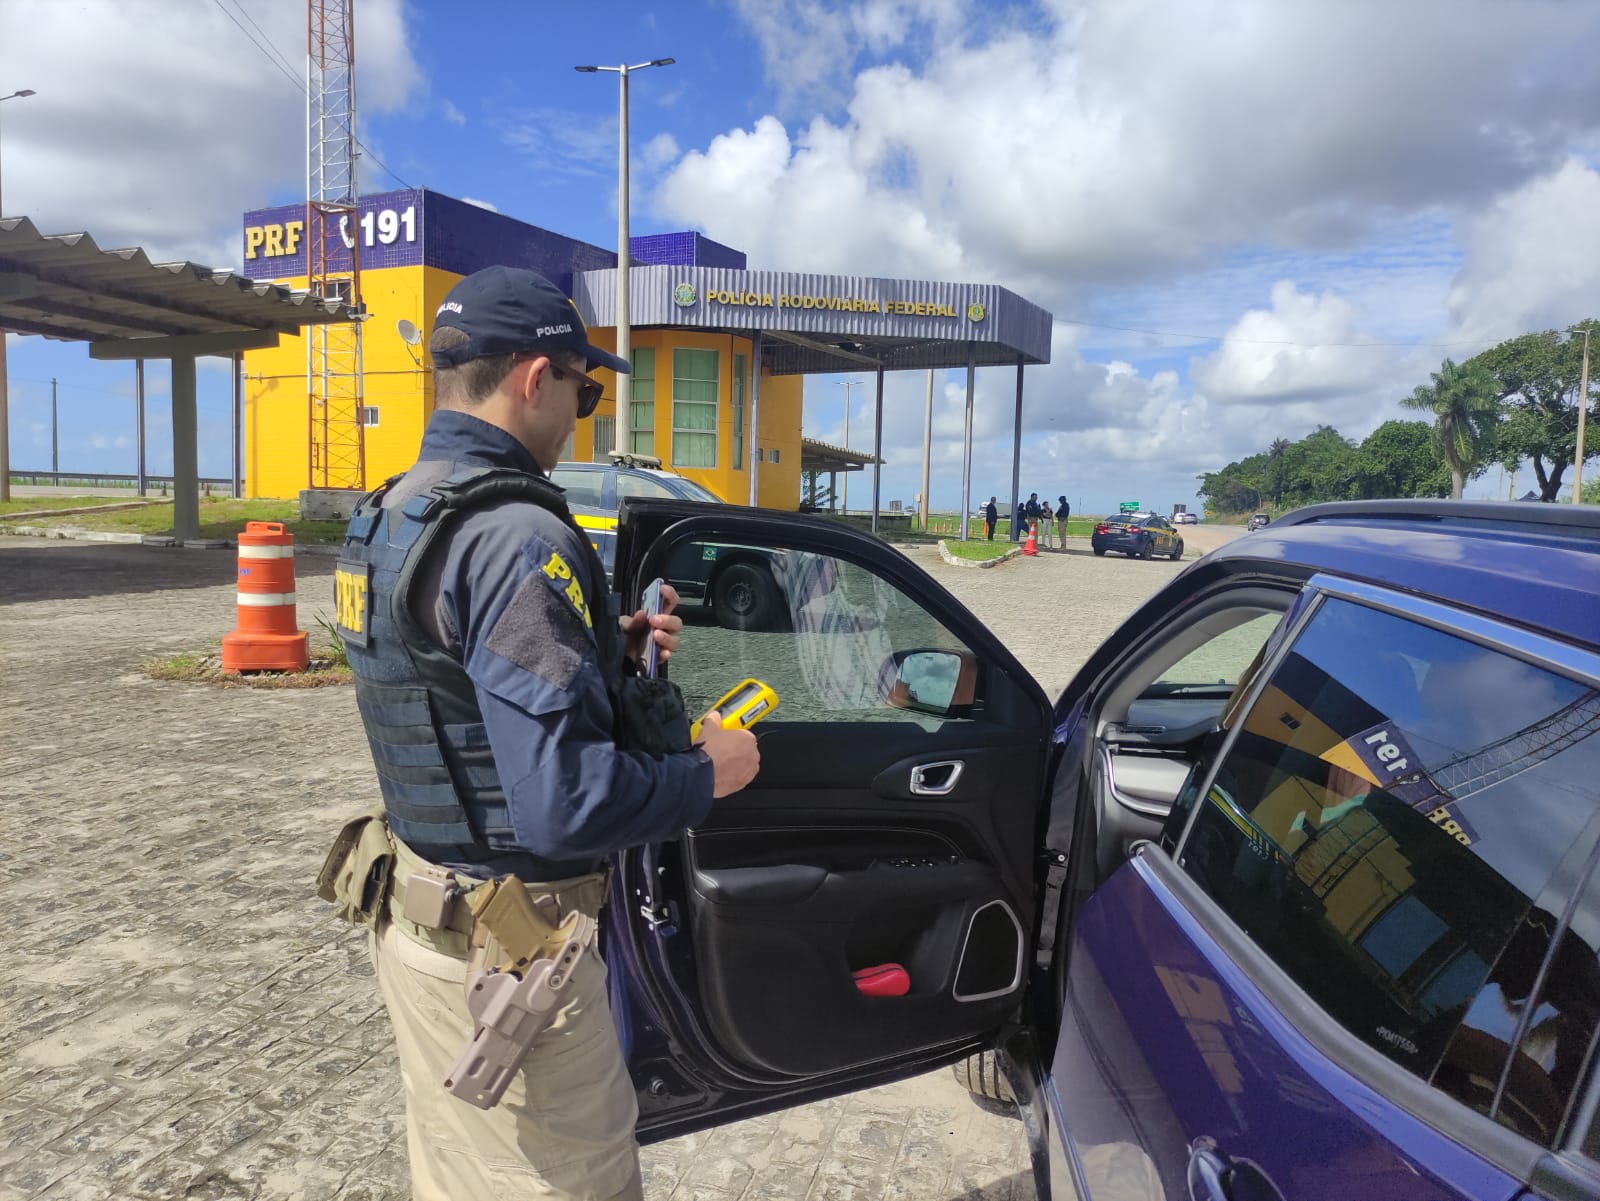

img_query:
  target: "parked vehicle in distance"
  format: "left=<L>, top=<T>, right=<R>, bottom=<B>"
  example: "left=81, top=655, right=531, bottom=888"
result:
left=1173, top=510, right=1198, bottom=525
left=1090, top=513, right=1184, bottom=560
left=600, top=498, right=1600, bottom=1201
left=1247, top=512, right=1272, bottom=530
left=551, top=455, right=791, bottom=629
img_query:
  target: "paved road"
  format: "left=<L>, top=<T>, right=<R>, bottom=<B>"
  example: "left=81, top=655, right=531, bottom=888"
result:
left=0, top=526, right=1237, bottom=1201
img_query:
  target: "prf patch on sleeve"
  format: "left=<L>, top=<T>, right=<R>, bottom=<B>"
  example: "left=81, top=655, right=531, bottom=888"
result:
left=538, top=549, right=593, bottom=630
left=334, top=559, right=372, bottom=647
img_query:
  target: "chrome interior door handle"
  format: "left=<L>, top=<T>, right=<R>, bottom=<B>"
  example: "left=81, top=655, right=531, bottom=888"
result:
left=910, top=760, right=964, bottom=796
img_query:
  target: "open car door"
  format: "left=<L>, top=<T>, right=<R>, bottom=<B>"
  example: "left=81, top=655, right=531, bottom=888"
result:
left=606, top=500, right=1056, bottom=1141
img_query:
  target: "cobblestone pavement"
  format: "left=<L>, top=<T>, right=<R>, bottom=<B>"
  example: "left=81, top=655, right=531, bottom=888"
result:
left=0, top=527, right=1236, bottom=1201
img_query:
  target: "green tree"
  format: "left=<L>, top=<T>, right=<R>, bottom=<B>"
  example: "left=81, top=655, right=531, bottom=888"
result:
left=1399, top=357, right=1500, bottom=498
left=1352, top=420, right=1452, bottom=498
left=1469, top=322, right=1598, bottom=501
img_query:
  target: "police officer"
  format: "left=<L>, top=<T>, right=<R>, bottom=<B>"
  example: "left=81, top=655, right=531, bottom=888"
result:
left=329, top=266, right=759, bottom=1200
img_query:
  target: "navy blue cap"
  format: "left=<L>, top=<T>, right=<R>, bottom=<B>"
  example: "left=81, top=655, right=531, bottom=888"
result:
left=430, top=266, right=630, bottom=374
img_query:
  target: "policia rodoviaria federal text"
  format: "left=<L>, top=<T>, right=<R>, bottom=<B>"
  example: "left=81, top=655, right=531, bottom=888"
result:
left=318, top=266, right=760, bottom=1201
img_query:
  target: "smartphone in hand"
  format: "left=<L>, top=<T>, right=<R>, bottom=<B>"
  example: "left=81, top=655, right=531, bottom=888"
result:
left=641, top=577, right=666, bottom=678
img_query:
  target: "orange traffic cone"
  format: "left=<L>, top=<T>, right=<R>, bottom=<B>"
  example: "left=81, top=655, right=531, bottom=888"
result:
left=221, top=521, right=309, bottom=672
left=1021, top=521, right=1038, bottom=556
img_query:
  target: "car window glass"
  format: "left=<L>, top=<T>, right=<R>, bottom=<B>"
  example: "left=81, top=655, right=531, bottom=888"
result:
left=663, top=539, right=972, bottom=727
left=617, top=473, right=679, bottom=501
left=670, top=478, right=724, bottom=503
left=1180, top=596, right=1600, bottom=1137
left=1155, top=613, right=1281, bottom=691
left=550, top=467, right=605, bottom=508
left=1496, top=863, right=1600, bottom=1150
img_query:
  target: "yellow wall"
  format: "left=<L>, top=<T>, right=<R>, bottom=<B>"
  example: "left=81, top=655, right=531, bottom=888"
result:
left=245, top=271, right=802, bottom=508
left=569, top=329, right=801, bottom=509
left=242, top=263, right=436, bottom=498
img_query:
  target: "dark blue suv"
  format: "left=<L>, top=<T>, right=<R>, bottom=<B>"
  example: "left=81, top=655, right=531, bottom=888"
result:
left=601, top=498, right=1600, bottom=1201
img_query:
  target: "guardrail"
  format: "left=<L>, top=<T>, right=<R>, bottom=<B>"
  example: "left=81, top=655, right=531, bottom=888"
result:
left=7, top=471, right=240, bottom=492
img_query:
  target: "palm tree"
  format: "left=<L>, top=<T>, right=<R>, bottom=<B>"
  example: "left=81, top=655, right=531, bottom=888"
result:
left=1400, top=359, right=1500, bottom=498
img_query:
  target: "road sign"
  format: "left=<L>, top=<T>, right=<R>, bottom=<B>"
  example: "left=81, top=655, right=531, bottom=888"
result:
left=1118, top=501, right=1140, bottom=513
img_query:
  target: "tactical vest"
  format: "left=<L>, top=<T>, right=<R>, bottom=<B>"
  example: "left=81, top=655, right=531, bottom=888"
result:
left=336, top=465, right=617, bottom=865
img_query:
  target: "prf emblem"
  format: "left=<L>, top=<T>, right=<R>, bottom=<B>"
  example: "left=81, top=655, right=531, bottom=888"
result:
left=540, top=551, right=593, bottom=630
left=334, top=560, right=372, bottom=647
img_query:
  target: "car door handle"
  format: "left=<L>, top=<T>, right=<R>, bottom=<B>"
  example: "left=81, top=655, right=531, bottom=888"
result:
left=1187, top=1144, right=1231, bottom=1201
left=909, top=760, right=964, bottom=796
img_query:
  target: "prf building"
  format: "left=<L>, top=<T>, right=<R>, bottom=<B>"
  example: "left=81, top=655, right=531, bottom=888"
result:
left=240, top=188, right=1052, bottom=510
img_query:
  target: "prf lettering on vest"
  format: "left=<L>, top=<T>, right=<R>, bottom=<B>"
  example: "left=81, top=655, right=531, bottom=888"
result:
left=335, top=566, right=368, bottom=639
left=244, top=220, right=305, bottom=260
left=540, top=551, right=593, bottom=629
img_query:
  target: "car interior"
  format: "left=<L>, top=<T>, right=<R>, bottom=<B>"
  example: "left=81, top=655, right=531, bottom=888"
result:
left=617, top=515, right=1057, bottom=1089
left=1050, top=589, right=1294, bottom=886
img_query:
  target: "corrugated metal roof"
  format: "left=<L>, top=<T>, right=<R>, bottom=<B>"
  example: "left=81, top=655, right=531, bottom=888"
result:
left=0, top=215, right=362, bottom=344
left=800, top=436, right=880, bottom=470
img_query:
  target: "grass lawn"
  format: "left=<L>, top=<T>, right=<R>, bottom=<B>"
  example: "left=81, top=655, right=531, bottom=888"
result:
left=926, top=515, right=1100, bottom=540
left=8, top=497, right=349, bottom=544
left=0, top=496, right=159, bottom=517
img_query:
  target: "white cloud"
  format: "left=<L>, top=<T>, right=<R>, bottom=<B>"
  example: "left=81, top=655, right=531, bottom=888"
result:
left=0, top=0, right=423, bottom=268
left=442, top=99, right=467, bottom=127
left=664, top=0, right=1600, bottom=297
left=1192, top=282, right=1397, bottom=407
left=460, top=196, right=499, bottom=213
left=1446, top=159, right=1600, bottom=345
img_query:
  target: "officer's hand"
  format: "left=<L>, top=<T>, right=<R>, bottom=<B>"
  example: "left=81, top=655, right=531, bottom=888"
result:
left=697, top=711, right=760, bottom=797
left=621, top=583, right=683, bottom=666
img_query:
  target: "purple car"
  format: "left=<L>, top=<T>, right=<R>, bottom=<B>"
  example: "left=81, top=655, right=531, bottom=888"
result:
left=600, top=497, right=1600, bottom=1201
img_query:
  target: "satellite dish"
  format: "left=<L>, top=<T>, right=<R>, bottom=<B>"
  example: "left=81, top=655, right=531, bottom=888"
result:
left=397, top=318, right=421, bottom=346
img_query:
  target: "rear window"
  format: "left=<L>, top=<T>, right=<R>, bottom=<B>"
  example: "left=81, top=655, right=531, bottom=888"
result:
left=1181, top=596, right=1600, bottom=1144
left=550, top=467, right=605, bottom=508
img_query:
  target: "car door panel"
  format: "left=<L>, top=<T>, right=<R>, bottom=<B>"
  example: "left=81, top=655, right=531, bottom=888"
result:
left=610, top=500, right=1054, bottom=1138
left=1054, top=853, right=1521, bottom=1201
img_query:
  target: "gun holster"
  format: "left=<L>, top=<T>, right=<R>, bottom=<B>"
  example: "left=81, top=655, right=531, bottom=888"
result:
left=616, top=675, right=692, bottom=755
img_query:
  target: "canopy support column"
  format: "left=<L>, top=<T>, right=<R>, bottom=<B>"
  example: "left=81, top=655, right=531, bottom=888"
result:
left=231, top=351, right=242, bottom=498
left=958, top=343, right=975, bottom=541
left=171, top=354, right=199, bottom=543
left=920, top=368, right=933, bottom=531
left=1010, top=356, right=1023, bottom=541
left=747, top=330, right=762, bottom=507
left=871, top=365, right=884, bottom=534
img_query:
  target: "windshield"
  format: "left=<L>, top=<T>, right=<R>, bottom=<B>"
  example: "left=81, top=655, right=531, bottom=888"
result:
left=666, top=477, right=725, bottom=504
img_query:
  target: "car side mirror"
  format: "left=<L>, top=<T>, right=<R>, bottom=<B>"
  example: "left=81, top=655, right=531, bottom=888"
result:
left=880, top=648, right=978, bottom=716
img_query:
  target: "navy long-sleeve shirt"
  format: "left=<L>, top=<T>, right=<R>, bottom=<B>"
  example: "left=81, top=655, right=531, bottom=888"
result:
left=385, top=410, right=714, bottom=878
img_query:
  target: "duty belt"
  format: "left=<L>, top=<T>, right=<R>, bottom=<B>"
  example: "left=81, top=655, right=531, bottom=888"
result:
left=387, top=834, right=609, bottom=962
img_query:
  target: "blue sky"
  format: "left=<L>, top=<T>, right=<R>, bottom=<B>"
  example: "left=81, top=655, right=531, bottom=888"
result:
left=4, top=0, right=1600, bottom=512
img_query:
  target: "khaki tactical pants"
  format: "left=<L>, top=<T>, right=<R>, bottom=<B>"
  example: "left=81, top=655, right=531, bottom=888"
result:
left=370, top=908, right=642, bottom=1201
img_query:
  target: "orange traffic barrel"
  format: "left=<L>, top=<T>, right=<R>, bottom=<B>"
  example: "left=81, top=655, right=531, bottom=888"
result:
left=221, top=521, right=309, bottom=672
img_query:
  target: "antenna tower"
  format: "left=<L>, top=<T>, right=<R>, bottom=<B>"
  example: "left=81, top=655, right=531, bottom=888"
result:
left=306, top=0, right=365, bottom=490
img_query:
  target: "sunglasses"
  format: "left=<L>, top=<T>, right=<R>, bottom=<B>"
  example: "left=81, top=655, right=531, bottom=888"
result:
left=549, top=362, right=605, bottom=418
left=517, top=354, right=604, bottom=418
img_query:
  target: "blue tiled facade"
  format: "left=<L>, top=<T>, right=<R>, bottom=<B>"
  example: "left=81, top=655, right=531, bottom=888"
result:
left=631, top=231, right=746, bottom=270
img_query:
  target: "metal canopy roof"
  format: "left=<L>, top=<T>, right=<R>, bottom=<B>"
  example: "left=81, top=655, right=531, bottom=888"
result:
left=0, top=216, right=362, bottom=343
left=800, top=436, right=880, bottom=474
left=573, top=264, right=1054, bottom=375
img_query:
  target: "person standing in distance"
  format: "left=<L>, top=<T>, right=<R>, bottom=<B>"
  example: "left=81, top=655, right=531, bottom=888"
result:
left=1055, top=495, right=1070, bottom=550
left=327, top=266, right=759, bottom=1201
left=983, top=495, right=998, bottom=541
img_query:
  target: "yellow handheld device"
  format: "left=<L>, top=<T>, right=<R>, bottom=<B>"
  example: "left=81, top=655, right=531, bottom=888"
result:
left=690, top=678, right=779, bottom=742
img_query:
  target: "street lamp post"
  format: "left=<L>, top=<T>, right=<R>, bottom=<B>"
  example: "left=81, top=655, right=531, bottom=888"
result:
left=575, top=58, right=674, bottom=459
left=836, top=378, right=857, bottom=515
left=0, top=87, right=37, bottom=503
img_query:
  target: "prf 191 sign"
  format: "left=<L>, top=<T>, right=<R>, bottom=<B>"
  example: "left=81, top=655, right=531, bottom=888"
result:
left=245, top=203, right=418, bottom=261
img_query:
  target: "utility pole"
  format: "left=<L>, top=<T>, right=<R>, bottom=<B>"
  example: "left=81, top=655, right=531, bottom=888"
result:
left=1575, top=329, right=1591, bottom=504
left=920, top=369, right=933, bottom=530
left=575, top=57, right=675, bottom=457
left=837, top=378, right=857, bottom=515
left=50, top=377, right=57, bottom=476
